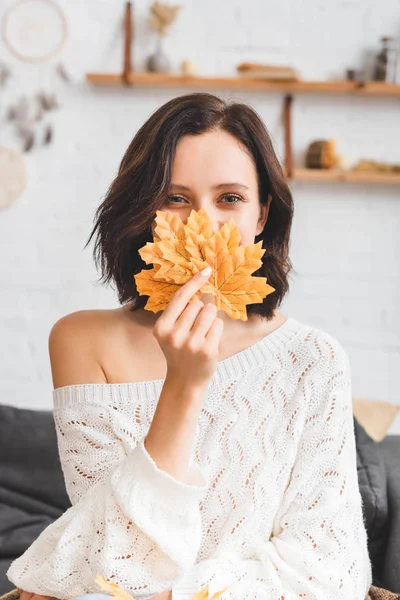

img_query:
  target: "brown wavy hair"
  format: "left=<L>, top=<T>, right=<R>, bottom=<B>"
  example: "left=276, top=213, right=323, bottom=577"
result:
left=85, top=92, right=295, bottom=320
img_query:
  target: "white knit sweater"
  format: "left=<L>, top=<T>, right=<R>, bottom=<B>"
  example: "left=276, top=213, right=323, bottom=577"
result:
left=7, top=317, right=372, bottom=600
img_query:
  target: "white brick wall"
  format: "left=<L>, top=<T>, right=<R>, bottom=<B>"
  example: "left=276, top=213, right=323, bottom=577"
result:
left=0, top=0, right=399, bottom=433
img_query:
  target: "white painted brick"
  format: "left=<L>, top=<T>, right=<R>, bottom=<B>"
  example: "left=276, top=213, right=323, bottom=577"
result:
left=0, top=0, right=399, bottom=415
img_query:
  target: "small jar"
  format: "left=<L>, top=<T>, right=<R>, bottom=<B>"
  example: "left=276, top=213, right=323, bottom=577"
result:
left=374, top=36, right=398, bottom=82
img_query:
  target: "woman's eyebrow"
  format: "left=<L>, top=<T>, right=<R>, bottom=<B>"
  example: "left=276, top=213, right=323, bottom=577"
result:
left=169, top=182, right=250, bottom=191
left=213, top=182, right=250, bottom=190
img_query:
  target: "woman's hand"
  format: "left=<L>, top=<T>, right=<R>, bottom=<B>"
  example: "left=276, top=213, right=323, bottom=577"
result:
left=153, top=267, right=224, bottom=387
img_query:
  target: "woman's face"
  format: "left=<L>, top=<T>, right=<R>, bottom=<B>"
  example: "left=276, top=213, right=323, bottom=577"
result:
left=155, top=128, right=271, bottom=247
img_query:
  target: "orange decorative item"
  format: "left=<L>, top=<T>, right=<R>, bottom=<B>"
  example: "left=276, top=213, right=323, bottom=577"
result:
left=189, top=583, right=230, bottom=599
left=95, top=574, right=230, bottom=600
left=134, top=208, right=275, bottom=321
left=95, top=575, right=134, bottom=600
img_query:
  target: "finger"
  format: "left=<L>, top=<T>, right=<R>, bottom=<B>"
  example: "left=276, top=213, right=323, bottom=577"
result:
left=173, top=299, right=205, bottom=338
left=203, top=316, right=224, bottom=347
left=157, top=267, right=212, bottom=329
left=189, top=303, right=218, bottom=341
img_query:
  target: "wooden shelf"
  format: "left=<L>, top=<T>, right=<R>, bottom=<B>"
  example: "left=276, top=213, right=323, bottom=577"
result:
left=86, top=3, right=400, bottom=188
left=289, top=168, right=400, bottom=185
left=86, top=72, right=400, bottom=98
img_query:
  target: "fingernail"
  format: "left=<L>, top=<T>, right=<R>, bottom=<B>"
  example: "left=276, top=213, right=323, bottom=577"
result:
left=200, top=266, right=212, bottom=277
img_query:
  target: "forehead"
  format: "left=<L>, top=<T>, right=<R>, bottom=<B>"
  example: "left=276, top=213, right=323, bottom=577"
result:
left=171, top=129, right=257, bottom=186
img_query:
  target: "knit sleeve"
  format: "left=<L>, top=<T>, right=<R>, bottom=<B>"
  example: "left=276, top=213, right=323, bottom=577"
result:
left=6, top=429, right=209, bottom=600
left=51, top=395, right=130, bottom=506
left=170, top=347, right=373, bottom=600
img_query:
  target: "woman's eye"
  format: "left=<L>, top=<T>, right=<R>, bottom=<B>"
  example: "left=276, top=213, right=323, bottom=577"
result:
left=222, top=195, right=243, bottom=204
left=166, top=195, right=243, bottom=205
left=167, top=196, right=185, bottom=204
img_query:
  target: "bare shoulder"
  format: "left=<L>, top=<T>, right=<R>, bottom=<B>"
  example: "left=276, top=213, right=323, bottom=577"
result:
left=49, top=308, right=121, bottom=389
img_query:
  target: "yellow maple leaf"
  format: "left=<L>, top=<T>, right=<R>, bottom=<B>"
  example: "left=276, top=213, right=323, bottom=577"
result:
left=142, top=209, right=206, bottom=282
left=134, top=262, right=204, bottom=313
left=134, top=208, right=275, bottom=321
left=95, top=574, right=135, bottom=600
left=190, top=583, right=231, bottom=599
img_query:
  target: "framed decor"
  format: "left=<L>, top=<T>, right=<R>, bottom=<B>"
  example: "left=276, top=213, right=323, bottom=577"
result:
left=2, top=0, right=68, bottom=63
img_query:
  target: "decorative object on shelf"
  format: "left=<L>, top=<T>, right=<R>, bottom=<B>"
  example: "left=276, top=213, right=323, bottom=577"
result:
left=0, top=146, right=27, bottom=210
left=345, top=68, right=365, bottom=82
left=237, top=62, right=299, bottom=81
left=335, top=154, right=355, bottom=171
left=146, top=37, right=169, bottom=74
left=146, top=1, right=181, bottom=74
left=373, top=36, right=398, bottom=83
left=354, top=159, right=400, bottom=174
left=346, top=68, right=356, bottom=81
left=305, top=139, right=339, bottom=169
left=1, top=0, right=68, bottom=63
left=7, top=91, right=59, bottom=152
left=181, top=59, right=196, bottom=76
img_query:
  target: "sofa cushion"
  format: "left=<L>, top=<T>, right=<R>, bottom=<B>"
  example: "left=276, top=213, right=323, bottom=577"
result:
left=354, top=416, right=389, bottom=588
left=0, top=404, right=71, bottom=594
left=378, top=435, right=400, bottom=593
left=0, top=404, right=70, bottom=512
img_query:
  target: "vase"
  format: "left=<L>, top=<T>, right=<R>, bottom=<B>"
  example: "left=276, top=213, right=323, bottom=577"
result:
left=146, top=37, right=170, bottom=74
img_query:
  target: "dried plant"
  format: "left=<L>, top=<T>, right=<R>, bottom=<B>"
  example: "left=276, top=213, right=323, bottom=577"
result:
left=148, top=1, right=181, bottom=37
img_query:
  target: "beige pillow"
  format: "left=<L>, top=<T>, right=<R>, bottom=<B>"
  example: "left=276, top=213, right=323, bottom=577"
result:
left=353, top=397, right=400, bottom=442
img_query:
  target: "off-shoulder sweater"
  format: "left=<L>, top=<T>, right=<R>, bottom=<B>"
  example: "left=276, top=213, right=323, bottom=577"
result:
left=6, top=316, right=373, bottom=600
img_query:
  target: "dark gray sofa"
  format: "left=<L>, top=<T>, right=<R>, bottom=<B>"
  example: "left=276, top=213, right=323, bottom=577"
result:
left=0, top=404, right=399, bottom=595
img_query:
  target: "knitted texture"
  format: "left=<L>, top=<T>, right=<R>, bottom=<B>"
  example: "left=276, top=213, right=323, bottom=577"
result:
left=6, top=317, right=372, bottom=600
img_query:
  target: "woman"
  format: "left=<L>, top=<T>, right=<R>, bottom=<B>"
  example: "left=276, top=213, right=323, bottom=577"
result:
left=7, top=93, right=372, bottom=600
